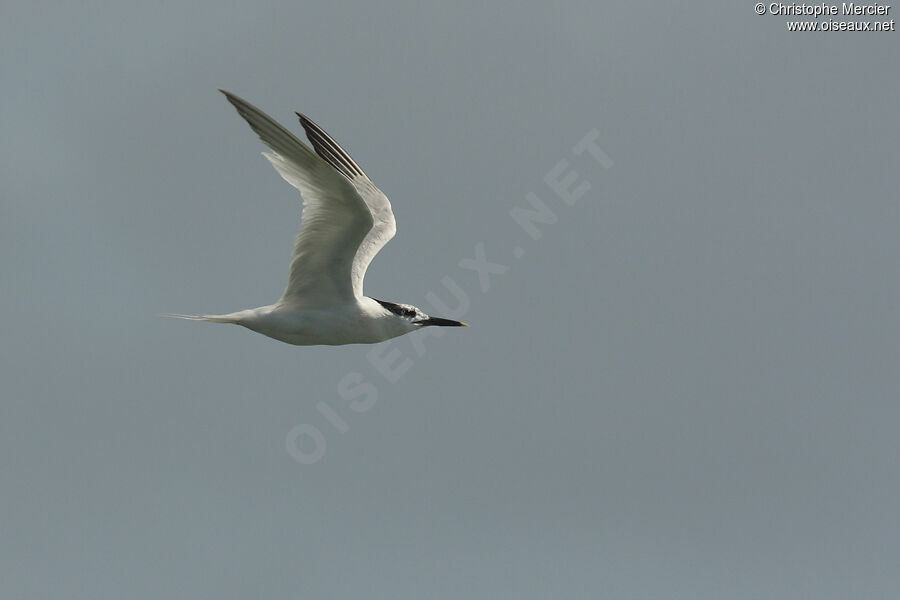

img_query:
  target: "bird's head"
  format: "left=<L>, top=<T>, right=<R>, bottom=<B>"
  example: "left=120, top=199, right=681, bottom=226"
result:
left=374, top=299, right=468, bottom=329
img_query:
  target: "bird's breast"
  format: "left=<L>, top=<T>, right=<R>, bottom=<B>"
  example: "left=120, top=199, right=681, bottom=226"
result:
left=241, top=303, right=394, bottom=346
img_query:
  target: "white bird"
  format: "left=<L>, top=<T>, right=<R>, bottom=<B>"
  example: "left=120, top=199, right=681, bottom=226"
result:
left=168, top=90, right=467, bottom=345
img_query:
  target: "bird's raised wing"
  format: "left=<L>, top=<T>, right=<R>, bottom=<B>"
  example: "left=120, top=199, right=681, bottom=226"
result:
left=296, top=113, right=396, bottom=298
left=219, top=90, right=394, bottom=305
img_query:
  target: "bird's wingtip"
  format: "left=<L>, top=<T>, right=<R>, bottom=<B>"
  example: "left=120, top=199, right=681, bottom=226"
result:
left=218, top=89, right=240, bottom=103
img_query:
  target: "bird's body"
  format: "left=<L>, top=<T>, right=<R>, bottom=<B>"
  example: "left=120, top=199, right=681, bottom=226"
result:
left=168, top=91, right=466, bottom=345
left=193, top=298, right=417, bottom=346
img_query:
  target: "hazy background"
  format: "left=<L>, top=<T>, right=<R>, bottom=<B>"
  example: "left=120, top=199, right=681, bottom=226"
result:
left=2, top=2, right=898, bottom=598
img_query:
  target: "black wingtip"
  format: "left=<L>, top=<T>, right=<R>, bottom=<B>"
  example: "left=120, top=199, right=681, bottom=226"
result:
left=295, top=112, right=366, bottom=180
left=296, top=112, right=316, bottom=129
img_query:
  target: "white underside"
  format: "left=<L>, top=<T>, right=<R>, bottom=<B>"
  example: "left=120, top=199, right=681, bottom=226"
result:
left=216, top=297, right=417, bottom=346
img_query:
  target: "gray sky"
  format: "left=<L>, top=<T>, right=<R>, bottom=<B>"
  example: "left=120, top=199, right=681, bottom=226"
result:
left=2, top=2, right=898, bottom=598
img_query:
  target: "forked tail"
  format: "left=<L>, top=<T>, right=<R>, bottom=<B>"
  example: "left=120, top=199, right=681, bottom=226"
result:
left=160, top=313, right=240, bottom=324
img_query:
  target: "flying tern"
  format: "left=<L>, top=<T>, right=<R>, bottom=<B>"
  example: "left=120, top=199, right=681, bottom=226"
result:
left=168, top=90, right=467, bottom=345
